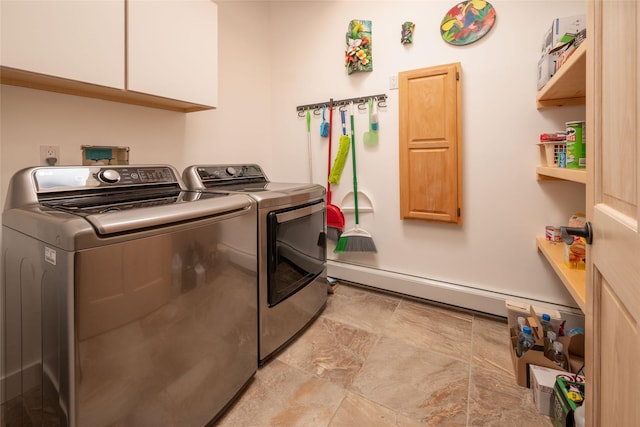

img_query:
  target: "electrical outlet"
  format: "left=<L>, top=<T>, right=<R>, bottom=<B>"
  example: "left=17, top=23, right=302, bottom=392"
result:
left=40, top=145, right=60, bottom=166
left=389, top=75, right=398, bottom=90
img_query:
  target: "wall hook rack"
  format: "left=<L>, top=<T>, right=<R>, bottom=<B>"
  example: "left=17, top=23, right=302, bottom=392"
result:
left=296, top=94, right=387, bottom=117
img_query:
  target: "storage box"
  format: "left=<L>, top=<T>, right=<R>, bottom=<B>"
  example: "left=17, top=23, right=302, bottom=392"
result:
left=508, top=305, right=568, bottom=387
left=552, top=377, right=585, bottom=427
left=538, top=14, right=586, bottom=90
left=537, top=51, right=560, bottom=90
left=546, top=226, right=563, bottom=242
left=541, top=14, right=586, bottom=55
left=530, top=365, right=585, bottom=417
left=506, top=300, right=564, bottom=336
left=539, top=142, right=567, bottom=167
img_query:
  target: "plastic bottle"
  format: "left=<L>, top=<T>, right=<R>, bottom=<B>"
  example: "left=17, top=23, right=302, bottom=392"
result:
left=544, top=330, right=557, bottom=360
left=540, top=313, right=554, bottom=336
left=516, top=316, right=526, bottom=334
left=517, top=326, right=535, bottom=357
left=551, top=341, right=568, bottom=369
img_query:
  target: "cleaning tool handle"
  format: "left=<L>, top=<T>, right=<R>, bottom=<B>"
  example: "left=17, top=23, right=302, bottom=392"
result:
left=306, top=108, right=311, bottom=133
left=341, top=110, right=347, bottom=135
left=349, top=102, right=360, bottom=225
left=327, top=99, right=333, bottom=204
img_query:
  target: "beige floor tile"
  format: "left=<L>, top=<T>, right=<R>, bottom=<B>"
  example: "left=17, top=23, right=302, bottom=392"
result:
left=383, top=300, right=473, bottom=361
left=216, top=359, right=346, bottom=427
left=276, top=317, right=379, bottom=388
left=467, top=364, right=553, bottom=427
left=320, top=283, right=401, bottom=334
left=329, top=392, right=424, bottom=427
left=471, top=315, right=514, bottom=376
left=350, top=336, right=469, bottom=426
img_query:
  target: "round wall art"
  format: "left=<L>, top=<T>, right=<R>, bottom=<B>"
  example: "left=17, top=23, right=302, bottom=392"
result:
left=441, top=0, right=496, bottom=46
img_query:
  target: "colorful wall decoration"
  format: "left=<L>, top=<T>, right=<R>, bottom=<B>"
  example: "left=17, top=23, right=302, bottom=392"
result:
left=441, top=0, right=496, bottom=46
left=345, top=20, right=372, bottom=74
left=401, top=22, right=415, bottom=45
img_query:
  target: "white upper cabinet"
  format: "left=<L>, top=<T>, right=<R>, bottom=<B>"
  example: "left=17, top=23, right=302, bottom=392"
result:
left=1, top=0, right=125, bottom=89
left=127, top=0, right=218, bottom=107
left=0, top=0, right=217, bottom=112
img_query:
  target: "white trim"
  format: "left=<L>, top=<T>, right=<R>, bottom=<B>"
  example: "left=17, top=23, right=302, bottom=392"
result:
left=327, top=260, right=583, bottom=319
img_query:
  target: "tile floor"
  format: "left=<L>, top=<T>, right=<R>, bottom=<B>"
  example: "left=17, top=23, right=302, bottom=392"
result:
left=216, top=282, right=553, bottom=427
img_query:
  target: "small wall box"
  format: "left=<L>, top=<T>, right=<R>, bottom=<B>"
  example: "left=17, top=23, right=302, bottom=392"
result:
left=81, top=145, right=129, bottom=166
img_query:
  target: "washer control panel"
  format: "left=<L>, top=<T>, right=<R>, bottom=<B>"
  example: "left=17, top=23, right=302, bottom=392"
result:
left=96, top=167, right=177, bottom=185
left=196, top=164, right=266, bottom=182
left=34, top=166, right=180, bottom=193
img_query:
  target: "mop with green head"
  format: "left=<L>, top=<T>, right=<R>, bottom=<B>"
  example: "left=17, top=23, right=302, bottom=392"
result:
left=334, top=102, right=377, bottom=253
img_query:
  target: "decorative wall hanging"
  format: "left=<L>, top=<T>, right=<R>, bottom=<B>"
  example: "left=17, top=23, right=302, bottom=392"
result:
left=440, top=0, right=496, bottom=46
left=401, top=21, right=415, bottom=44
left=345, top=20, right=372, bottom=74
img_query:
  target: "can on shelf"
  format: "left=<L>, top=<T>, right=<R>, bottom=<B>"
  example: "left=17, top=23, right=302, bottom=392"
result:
left=565, top=121, right=586, bottom=169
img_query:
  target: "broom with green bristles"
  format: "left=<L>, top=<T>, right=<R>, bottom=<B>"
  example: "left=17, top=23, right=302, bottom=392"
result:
left=334, top=102, right=377, bottom=253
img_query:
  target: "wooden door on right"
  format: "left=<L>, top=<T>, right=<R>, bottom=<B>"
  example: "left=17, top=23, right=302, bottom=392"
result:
left=586, top=1, right=640, bottom=425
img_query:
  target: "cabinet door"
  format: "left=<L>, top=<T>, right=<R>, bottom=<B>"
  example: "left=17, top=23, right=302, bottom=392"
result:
left=0, top=0, right=124, bottom=88
left=398, top=63, right=463, bottom=225
left=127, top=0, right=218, bottom=107
left=586, top=1, right=640, bottom=425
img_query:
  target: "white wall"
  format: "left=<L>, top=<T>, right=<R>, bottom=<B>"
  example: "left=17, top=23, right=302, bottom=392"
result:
left=254, top=0, right=587, bottom=309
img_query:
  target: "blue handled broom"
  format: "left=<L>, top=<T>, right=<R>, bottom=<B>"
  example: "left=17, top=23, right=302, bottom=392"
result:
left=334, top=102, right=377, bottom=253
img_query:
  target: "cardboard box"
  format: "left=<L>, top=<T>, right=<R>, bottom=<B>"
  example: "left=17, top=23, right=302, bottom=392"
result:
left=546, top=226, right=563, bottom=242
left=552, top=377, right=585, bottom=427
left=506, top=300, right=563, bottom=336
left=538, top=14, right=586, bottom=90
left=562, top=333, right=585, bottom=374
left=530, top=365, right=585, bottom=416
left=541, top=14, right=586, bottom=54
left=537, top=51, right=559, bottom=90
left=508, top=306, right=568, bottom=387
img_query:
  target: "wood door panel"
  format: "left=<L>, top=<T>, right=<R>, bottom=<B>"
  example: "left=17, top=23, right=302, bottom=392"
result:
left=587, top=0, right=640, bottom=425
left=407, top=75, right=448, bottom=141
left=406, top=149, right=456, bottom=220
left=597, top=274, right=639, bottom=426
left=399, top=63, right=462, bottom=224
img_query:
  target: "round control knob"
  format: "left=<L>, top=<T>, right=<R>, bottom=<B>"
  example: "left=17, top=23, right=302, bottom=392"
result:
left=225, top=166, right=237, bottom=176
left=99, top=169, right=120, bottom=184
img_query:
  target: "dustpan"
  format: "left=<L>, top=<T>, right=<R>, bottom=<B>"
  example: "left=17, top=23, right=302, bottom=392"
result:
left=340, top=191, right=373, bottom=213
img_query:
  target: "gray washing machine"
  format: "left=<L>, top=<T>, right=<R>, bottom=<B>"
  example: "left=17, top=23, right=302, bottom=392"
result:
left=2, top=165, right=258, bottom=426
left=183, top=164, right=328, bottom=364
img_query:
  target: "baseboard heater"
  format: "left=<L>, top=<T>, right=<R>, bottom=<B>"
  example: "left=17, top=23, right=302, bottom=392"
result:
left=327, top=260, right=583, bottom=321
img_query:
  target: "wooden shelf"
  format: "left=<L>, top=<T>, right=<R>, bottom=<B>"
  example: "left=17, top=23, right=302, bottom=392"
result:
left=536, top=42, right=586, bottom=109
left=536, top=166, right=587, bottom=183
left=536, top=237, right=586, bottom=311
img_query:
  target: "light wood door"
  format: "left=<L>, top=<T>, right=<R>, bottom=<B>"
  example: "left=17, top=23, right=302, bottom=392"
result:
left=398, top=63, right=462, bottom=224
left=586, top=1, right=640, bottom=425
